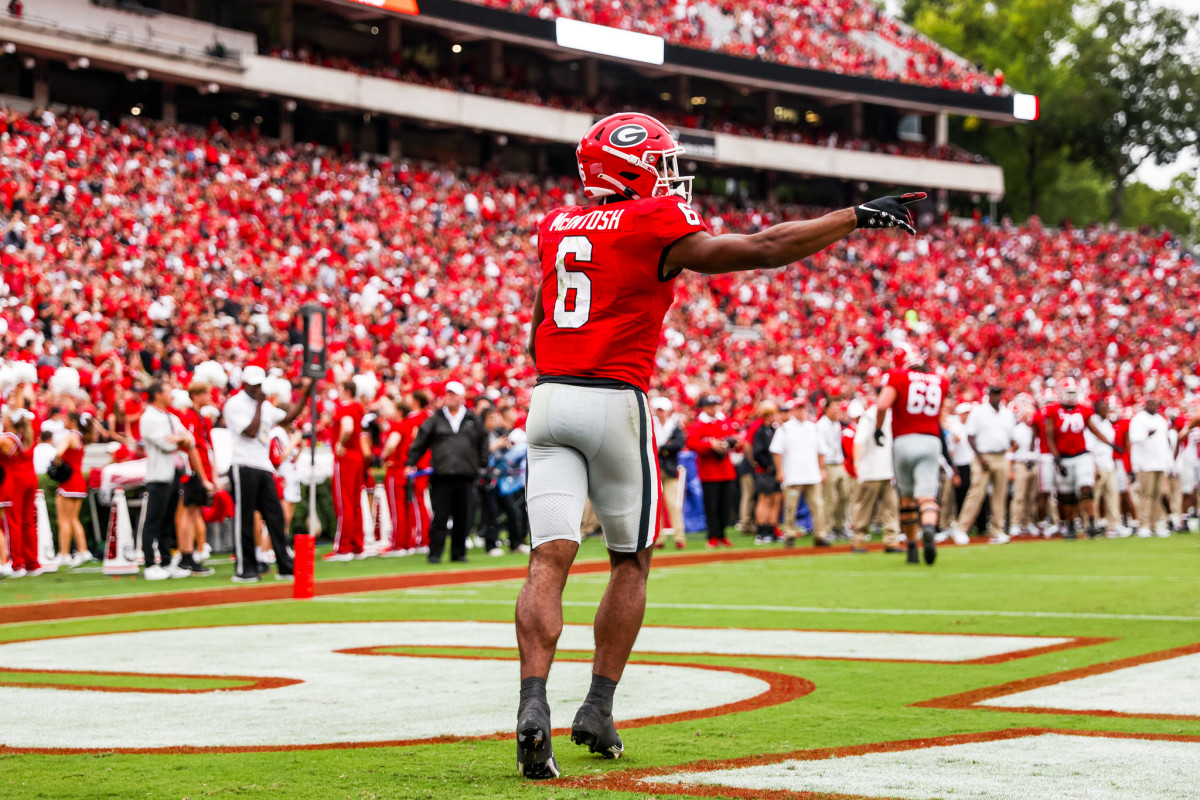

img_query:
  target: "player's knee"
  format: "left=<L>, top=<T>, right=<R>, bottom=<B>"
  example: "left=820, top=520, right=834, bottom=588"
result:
left=1079, top=486, right=1094, bottom=502
left=899, top=500, right=919, bottom=527
left=1058, top=492, right=1078, bottom=508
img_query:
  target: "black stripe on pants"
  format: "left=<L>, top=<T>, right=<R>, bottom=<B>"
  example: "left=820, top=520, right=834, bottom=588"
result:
left=429, top=475, right=474, bottom=560
left=142, top=475, right=180, bottom=567
left=702, top=479, right=735, bottom=542
left=232, top=464, right=294, bottom=578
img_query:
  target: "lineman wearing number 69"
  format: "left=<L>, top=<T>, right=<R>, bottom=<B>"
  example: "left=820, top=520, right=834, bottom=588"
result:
left=514, top=111, right=927, bottom=779
left=871, top=342, right=951, bottom=566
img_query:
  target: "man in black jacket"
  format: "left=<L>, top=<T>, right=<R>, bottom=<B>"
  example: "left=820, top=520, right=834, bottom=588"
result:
left=748, top=401, right=782, bottom=544
left=406, top=381, right=487, bottom=564
left=651, top=397, right=687, bottom=548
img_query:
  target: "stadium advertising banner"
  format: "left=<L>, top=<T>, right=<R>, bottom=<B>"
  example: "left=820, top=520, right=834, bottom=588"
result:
left=674, top=129, right=717, bottom=161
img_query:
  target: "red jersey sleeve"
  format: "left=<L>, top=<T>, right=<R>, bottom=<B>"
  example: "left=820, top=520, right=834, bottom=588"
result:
left=646, top=195, right=709, bottom=248
left=645, top=196, right=707, bottom=280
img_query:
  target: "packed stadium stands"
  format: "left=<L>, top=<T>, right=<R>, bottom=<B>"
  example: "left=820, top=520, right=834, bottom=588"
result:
left=466, top=0, right=1008, bottom=94
left=1, top=107, right=1194, bottom=422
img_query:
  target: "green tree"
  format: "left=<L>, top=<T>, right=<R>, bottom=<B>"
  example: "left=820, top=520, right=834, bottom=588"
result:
left=901, top=0, right=1078, bottom=218
left=1121, top=171, right=1200, bottom=239
left=1060, top=0, right=1200, bottom=221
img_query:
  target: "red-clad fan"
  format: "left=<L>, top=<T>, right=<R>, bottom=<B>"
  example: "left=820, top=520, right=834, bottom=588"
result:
left=404, top=389, right=433, bottom=552
left=1043, top=378, right=1118, bottom=539
left=0, top=408, right=41, bottom=577
left=687, top=395, right=739, bottom=549
left=378, top=398, right=414, bottom=553
left=328, top=380, right=369, bottom=560
left=872, top=342, right=950, bottom=565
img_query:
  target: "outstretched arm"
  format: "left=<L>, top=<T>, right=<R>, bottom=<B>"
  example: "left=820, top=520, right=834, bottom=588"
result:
left=666, top=193, right=925, bottom=275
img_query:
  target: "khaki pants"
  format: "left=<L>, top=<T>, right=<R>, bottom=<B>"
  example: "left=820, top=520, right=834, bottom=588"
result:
left=1094, top=468, right=1118, bottom=527
left=1168, top=473, right=1182, bottom=519
left=1136, top=471, right=1166, bottom=530
left=823, top=463, right=852, bottom=534
left=661, top=470, right=686, bottom=545
left=956, top=453, right=1009, bottom=538
left=783, top=483, right=825, bottom=542
left=938, top=477, right=958, bottom=530
left=850, top=479, right=901, bottom=549
left=1010, top=461, right=1038, bottom=529
left=737, top=471, right=756, bottom=534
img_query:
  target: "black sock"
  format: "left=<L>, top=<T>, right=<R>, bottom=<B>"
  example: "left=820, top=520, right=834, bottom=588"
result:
left=584, top=674, right=617, bottom=717
left=519, top=676, right=547, bottom=713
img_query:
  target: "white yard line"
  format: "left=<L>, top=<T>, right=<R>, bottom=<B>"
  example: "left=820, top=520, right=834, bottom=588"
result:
left=353, top=596, right=1200, bottom=622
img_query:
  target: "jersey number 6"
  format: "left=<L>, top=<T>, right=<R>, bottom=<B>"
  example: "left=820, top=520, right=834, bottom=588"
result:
left=553, top=236, right=593, bottom=329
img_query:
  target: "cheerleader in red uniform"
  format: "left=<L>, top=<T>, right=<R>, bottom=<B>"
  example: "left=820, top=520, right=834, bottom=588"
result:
left=1, top=408, right=41, bottom=577
left=53, top=411, right=96, bottom=567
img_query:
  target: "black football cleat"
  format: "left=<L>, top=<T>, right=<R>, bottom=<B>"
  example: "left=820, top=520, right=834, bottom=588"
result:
left=517, top=702, right=560, bottom=779
left=922, top=525, right=937, bottom=565
left=906, top=541, right=920, bottom=564
left=570, top=702, right=624, bottom=758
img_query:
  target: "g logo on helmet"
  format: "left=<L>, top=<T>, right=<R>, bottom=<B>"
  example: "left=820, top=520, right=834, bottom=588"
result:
left=610, top=124, right=648, bottom=147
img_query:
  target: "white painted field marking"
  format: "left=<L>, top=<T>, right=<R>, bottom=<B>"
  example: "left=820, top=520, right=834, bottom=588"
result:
left=982, top=652, right=1200, bottom=717
left=376, top=596, right=1200, bottom=623
left=0, top=622, right=765, bottom=749
left=644, top=734, right=1200, bottom=799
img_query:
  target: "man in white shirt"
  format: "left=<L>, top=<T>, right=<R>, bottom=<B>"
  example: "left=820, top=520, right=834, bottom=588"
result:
left=32, top=430, right=57, bottom=475
left=1086, top=398, right=1123, bottom=537
left=139, top=382, right=196, bottom=580
left=950, top=387, right=1015, bottom=543
left=851, top=406, right=902, bottom=553
left=1128, top=397, right=1172, bottom=536
left=223, top=366, right=314, bottom=582
left=770, top=400, right=829, bottom=547
left=1009, top=407, right=1039, bottom=536
left=942, top=403, right=975, bottom=527
left=817, top=402, right=851, bottom=540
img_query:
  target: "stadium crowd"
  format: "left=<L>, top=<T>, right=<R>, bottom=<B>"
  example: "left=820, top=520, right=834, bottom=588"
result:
left=266, top=46, right=990, bottom=165
left=466, top=0, right=1009, bottom=94
left=0, top=106, right=1197, bottom=579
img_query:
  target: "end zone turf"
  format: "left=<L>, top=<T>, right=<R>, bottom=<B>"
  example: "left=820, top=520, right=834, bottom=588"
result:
left=3, top=536, right=1200, bottom=799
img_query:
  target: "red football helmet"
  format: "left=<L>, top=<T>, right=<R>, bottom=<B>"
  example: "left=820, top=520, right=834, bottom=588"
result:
left=1058, top=377, right=1080, bottom=407
left=576, top=113, right=693, bottom=203
left=893, top=342, right=923, bottom=370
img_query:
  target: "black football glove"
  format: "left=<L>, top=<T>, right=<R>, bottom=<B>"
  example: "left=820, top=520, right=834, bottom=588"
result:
left=1055, top=459, right=1068, bottom=477
left=854, top=192, right=926, bottom=235
left=873, top=429, right=886, bottom=447
left=1113, top=445, right=1125, bottom=456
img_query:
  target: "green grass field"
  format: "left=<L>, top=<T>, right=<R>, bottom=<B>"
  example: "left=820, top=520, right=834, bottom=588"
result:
left=3, top=534, right=1200, bottom=799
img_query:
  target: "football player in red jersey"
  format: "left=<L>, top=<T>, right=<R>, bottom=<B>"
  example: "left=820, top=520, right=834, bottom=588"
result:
left=1043, top=378, right=1120, bottom=539
left=869, top=343, right=950, bottom=566
left=514, top=111, right=926, bottom=779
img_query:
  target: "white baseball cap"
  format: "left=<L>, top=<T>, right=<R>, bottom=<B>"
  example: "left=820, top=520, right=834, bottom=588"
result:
left=650, top=397, right=672, bottom=412
left=242, top=366, right=266, bottom=386
left=954, top=402, right=973, bottom=414
left=444, top=380, right=466, bottom=397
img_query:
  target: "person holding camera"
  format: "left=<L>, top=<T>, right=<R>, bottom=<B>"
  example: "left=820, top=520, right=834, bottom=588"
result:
left=686, top=395, right=738, bottom=548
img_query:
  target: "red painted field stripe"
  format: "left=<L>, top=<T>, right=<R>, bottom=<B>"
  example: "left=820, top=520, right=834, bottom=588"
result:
left=0, top=541, right=892, bottom=624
